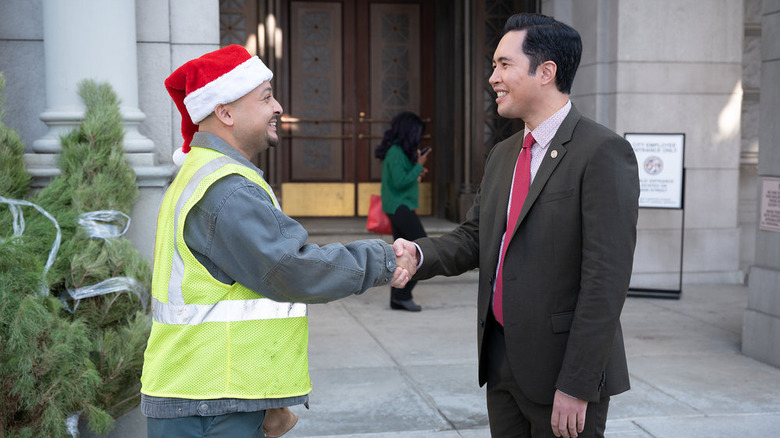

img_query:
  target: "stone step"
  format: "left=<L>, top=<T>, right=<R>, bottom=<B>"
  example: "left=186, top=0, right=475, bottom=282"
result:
left=296, top=216, right=459, bottom=245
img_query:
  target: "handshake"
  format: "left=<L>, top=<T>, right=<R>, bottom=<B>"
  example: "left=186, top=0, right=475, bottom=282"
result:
left=388, top=238, right=420, bottom=288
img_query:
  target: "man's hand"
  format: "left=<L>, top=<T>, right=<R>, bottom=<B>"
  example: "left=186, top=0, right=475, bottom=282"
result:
left=388, top=239, right=417, bottom=288
left=392, top=238, right=420, bottom=267
left=389, top=266, right=410, bottom=288
left=551, top=390, right=587, bottom=437
left=390, top=239, right=417, bottom=289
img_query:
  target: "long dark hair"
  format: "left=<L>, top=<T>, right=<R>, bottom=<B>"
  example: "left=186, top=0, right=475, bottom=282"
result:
left=374, top=111, right=425, bottom=163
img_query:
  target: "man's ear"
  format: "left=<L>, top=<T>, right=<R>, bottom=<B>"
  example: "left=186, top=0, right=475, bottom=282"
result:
left=539, top=61, right=557, bottom=86
left=213, top=103, right=234, bottom=126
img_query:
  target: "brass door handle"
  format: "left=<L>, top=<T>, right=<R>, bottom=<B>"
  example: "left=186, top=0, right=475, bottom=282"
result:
left=358, top=112, right=431, bottom=123
left=358, top=111, right=379, bottom=123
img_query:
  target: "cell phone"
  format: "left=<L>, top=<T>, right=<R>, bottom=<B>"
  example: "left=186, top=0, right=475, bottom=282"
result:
left=420, top=146, right=431, bottom=155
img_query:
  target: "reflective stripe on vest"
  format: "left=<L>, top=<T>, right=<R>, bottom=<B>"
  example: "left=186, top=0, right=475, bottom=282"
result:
left=152, top=155, right=307, bottom=325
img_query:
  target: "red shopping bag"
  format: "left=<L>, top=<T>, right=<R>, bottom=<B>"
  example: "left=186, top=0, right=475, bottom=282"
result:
left=366, top=194, right=392, bottom=235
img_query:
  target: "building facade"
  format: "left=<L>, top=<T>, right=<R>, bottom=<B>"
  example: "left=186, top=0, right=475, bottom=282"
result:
left=0, top=0, right=778, bottom=367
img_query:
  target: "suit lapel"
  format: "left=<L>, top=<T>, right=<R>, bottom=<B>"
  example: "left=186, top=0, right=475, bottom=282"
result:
left=511, top=106, right=582, bottom=236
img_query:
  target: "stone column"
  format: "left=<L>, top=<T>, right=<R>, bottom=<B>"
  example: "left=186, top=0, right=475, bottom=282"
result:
left=26, top=0, right=154, bottom=183
left=743, top=0, right=780, bottom=368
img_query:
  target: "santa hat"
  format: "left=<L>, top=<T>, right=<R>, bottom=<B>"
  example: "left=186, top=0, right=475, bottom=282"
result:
left=165, top=45, right=273, bottom=165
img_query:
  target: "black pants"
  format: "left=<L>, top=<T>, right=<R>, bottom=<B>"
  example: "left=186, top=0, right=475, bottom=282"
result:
left=387, top=205, right=427, bottom=301
left=484, top=311, right=610, bottom=437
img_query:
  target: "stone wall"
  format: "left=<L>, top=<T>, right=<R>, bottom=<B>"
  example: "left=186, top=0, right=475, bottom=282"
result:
left=743, top=0, right=780, bottom=368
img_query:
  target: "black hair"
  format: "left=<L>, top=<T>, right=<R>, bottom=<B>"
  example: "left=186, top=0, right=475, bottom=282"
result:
left=503, top=13, right=582, bottom=94
left=374, top=111, right=425, bottom=163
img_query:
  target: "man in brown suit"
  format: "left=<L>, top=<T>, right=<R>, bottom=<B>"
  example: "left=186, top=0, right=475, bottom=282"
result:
left=395, top=13, right=639, bottom=438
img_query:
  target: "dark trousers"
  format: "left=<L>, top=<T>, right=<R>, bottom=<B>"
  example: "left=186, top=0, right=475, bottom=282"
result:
left=387, top=204, right=427, bottom=301
left=484, top=312, right=610, bottom=438
left=147, top=411, right=266, bottom=438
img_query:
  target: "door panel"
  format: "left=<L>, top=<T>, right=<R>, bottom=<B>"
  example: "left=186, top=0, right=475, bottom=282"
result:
left=283, top=0, right=432, bottom=216
left=289, top=2, right=344, bottom=182
left=365, top=3, right=421, bottom=181
left=220, top=0, right=259, bottom=55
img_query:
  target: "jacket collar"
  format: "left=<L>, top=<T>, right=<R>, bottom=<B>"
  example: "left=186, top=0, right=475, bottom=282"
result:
left=190, top=132, right=266, bottom=178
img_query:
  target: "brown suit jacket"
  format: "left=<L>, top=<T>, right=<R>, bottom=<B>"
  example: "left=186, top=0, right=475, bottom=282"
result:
left=415, top=105, right=639, bottom=404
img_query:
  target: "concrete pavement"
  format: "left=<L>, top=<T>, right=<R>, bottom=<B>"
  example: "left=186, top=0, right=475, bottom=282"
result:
left=90, top=218, right=780, bottom=437
left=282, top=276, right=780, bottom=438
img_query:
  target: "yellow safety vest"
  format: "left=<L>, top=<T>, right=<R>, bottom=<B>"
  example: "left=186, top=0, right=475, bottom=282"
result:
left=141, top=147, right=311, bottom=400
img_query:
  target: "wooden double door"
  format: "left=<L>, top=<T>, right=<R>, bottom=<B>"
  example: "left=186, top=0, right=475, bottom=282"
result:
left=278, top=0, right=435, bottom=216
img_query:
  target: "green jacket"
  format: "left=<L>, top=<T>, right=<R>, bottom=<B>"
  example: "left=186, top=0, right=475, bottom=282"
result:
left=381, top=144, right=423, bottom=214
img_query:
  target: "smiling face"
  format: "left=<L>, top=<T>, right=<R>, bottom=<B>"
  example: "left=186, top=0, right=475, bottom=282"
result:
left=489, top=30, right=542, bottom=122
left=230, top=81, right=283, bottom=158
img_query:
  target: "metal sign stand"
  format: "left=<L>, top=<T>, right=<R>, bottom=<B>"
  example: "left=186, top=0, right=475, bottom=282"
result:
left=628, top=193, right=684, bottom=299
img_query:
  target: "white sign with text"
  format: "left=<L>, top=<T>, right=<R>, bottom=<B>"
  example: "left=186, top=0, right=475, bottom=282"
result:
left=625, top=133, right=685, bottom=209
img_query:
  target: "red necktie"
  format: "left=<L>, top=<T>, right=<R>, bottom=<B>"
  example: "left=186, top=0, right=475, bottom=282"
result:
left=494, top=132, right=534, bottom=326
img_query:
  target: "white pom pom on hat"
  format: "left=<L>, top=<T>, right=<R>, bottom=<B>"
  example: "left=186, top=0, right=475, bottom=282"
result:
left=172, top=147, right=188, bottom=167
left=165, top=45, right=273, bottom=165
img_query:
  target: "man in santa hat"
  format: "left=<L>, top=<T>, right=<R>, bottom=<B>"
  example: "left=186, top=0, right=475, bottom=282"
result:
left=140, top=45, right=415, bottom=438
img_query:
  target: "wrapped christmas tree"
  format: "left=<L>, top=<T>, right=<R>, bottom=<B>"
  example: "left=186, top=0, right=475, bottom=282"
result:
left=0, top=76, right=152, bottom=437
left=1, top=72, right=102, bottom=438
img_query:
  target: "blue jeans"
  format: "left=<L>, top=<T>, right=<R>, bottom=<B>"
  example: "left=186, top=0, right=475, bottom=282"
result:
left=147, top=411, right=266, bottom=438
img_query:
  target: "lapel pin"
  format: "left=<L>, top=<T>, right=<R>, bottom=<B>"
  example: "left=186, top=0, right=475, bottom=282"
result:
left=551, top=150, right=558, bottom=159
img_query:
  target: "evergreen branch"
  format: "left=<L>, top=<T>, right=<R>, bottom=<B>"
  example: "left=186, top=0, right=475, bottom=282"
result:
left=40, top=369, right=90, bottom=405
left=99, top=291, right=123, bottom=326
left=39, top=379, right=62, bottom=404
left=76, top=263, right=94, bottom=289
left=105, top=358, right=124, bottom=383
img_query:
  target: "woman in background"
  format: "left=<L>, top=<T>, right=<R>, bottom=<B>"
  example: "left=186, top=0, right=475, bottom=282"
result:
left=375, top=111, right=431, bottom=312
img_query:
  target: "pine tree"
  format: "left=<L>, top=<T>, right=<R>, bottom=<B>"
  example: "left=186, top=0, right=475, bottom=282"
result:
left=0, top=73, right=105, bottom=438
left=37, top=79, right=153, bottom=428
left=0, top=77, right=152, bottom=437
